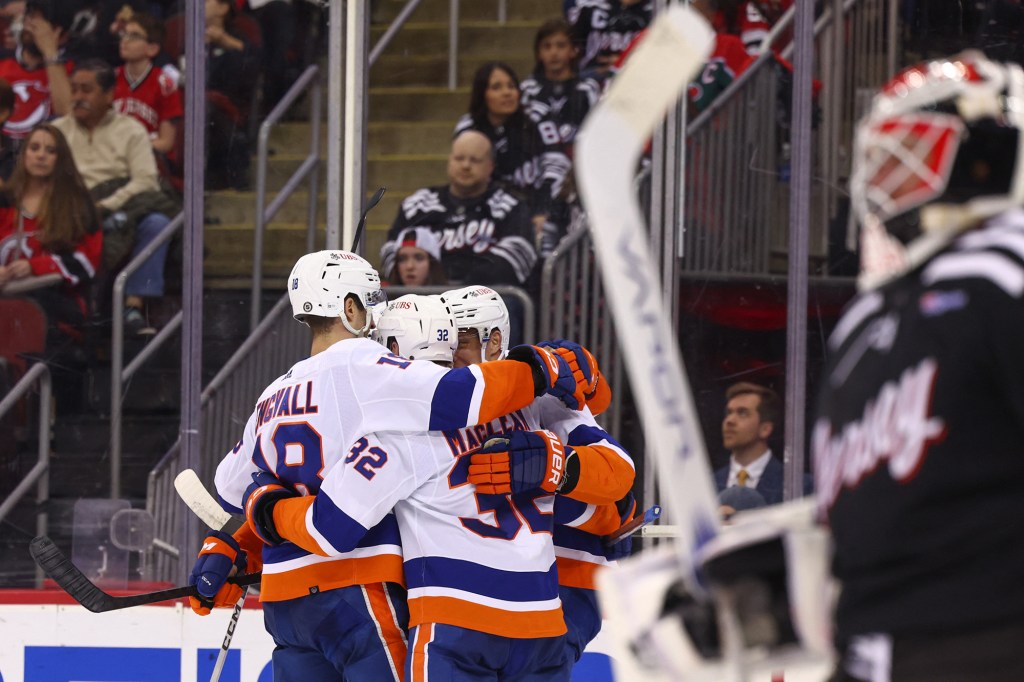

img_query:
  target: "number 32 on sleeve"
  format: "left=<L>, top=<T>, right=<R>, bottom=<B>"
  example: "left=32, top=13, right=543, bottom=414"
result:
left=345, top=437, right=389, bottom=480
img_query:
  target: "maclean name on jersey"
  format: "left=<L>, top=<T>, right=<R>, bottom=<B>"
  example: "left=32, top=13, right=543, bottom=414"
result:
left=443, top=409, right=531, bottom=457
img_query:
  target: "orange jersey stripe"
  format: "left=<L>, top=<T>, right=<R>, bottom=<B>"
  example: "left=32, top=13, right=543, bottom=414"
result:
left=411, top=623, right=433, bottom=682
left=477, top=361, right=537, bottom=424
left=271, top=495, right=323, bottom=555
left=259, top=553, right=405, bottom=602
left=409, top=595, right=567, bottom=639
left=567, top=443, right=635, bottom=505
left=363, top=583, right=408, bottom=682
left=574, top=501, right=625, bottom=536
left=556, top=556, right=605, bottom=590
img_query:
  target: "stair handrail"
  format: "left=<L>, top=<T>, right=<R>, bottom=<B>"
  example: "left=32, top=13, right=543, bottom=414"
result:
left=252, top=64, right=323, bottom=331
left=110, top=211, right=184, bottom=499
left=369, top=0, right=426, bottom=65
left=0, top=362, right=51, bottom=586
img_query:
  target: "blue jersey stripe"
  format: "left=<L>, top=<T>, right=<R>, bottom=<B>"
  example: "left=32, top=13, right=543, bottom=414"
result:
left=428, top=368, right=476, bottom=431
left=262, top=513, right=400, bottom=563
left=310, top=492, right=372, bottom=554
left=553, top=496, right=589, bottom=525
left=566, top=423, right=626, bottom=450
left=404, top=556, right=559, bottom=602
left=218, top=494, right=243, bottom=515
left=554, top=524, right=606, bottom=555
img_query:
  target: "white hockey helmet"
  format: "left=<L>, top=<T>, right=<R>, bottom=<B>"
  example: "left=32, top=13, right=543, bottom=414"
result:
left=440, top=285, right=511, bottom=362
left=372, top=294, right=458, bottom=366
left=287, top=250, right=388, bottom=336
left=851, top=51, right=1024, bottom=288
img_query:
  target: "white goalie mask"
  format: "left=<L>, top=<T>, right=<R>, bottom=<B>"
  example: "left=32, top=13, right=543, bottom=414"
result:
left=440, top=285, right=511, bottom=363
left=372, top=294, right=458, bottom=366
left=287, top=250, right=388, bottom=337
left=851, top=51, right=1024, bottom=289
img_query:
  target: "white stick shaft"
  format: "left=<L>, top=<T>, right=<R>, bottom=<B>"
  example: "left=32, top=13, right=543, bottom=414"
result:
left=209, top=586, right=248, bottom=682
left=576, top=5, right=719, bottom=590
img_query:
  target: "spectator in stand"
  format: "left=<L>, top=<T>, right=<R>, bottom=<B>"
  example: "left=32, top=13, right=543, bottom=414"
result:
left=246, top=0, right=296, bottom=114
left=202, top=0, right=262, bottom=190
left=112, top=12, right=182, bottom=158
left=384, top=226, right=449, bottom=288
left=454, top=61, right=570, bottom=245
left=0, top=0, right=73, bottom=141
left=53, top=59, right=178, bottom=337
left=0, top=122, right=102, bottom=353
left=687, top=0, right=756, bottom=114
left=0, top=77, right=16, bottom=182
left=381, top=130, right=537, bottom=289
left=520, top=18, right=599, bottom=151
left=566, top=0, right=653, bottom=81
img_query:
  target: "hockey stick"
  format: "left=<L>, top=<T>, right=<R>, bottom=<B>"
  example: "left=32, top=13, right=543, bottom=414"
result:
left=604, top=504, right=662, bottom=547
left=351, top=186, right=386, bottom=253
left=174, top=469, right=250, bottom=682
left=575, top=6, right=718, bottom=594
left=28, top=535, right=259, bottom=613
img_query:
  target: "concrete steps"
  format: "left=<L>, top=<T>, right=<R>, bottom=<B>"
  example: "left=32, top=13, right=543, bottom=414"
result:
left=204, top=4, right=547, bottom=282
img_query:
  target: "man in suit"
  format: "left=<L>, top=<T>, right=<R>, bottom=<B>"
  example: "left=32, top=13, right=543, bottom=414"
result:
left=713, top=381, right=788, bottom=505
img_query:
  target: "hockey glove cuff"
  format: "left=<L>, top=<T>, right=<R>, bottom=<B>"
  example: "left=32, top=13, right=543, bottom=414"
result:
left=602, top=492, right=638, bottom=562
left=506, top=344, right=586, bottom=410
left=538, top=339, right=599, bottom=396
left=243, top=470, right=296, bottom=547
left=469, top=429, right=577, bottom=495
left=188, top=530, right=247, bottom=616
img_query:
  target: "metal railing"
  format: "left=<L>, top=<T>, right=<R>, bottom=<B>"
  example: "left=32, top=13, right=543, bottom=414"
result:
left=252, top=64, right=323, bottom=331
left=539, top=229, right=625, bottom=441
left=0, top=362, right=51, bottom=586
left=110, top=212, right=184, bottom=499
left=147, top=294, right=308, bottom=582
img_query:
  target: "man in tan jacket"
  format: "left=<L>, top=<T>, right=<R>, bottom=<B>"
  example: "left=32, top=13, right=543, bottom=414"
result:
left=54, top=59, right=176, bottom=337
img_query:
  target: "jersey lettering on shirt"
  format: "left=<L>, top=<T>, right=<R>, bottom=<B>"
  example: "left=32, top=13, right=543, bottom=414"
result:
left=113, top=64, right=184, bottom=135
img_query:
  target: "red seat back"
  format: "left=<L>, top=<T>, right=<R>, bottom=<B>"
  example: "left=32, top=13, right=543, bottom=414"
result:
left=0, top=298, right=48, bottom=379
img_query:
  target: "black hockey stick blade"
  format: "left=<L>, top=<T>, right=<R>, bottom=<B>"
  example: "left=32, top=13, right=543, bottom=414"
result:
left=351, top=186, right=386, bottom=252
left=30, top=536, right=260, bottom=613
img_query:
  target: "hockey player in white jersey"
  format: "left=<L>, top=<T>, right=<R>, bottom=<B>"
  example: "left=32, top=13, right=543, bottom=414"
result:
left=817, top=51, right=1024, bottom=681
left=243, top=293, right=579, bottom=679
left=440, top=285, right=639, bottom=664
left=186, top=252, right=594, bottom=680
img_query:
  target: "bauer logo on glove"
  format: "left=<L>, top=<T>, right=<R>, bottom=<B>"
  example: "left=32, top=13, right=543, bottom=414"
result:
left=469, top=430, right=574, bottom=495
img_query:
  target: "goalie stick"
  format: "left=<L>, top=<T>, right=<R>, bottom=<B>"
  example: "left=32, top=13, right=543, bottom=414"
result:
left=174, top=468, right=252, bottom=682
left=575, top=5, right=718, bottom=593
left=28, top=535, right=259, bottom=613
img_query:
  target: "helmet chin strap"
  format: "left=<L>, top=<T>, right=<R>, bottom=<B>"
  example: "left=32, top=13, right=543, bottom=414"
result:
left=340, top=301, right=372, bottom=337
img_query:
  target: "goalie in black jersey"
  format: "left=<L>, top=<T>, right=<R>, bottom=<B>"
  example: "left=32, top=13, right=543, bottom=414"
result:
left=818, top=51, right=1024, bottom=682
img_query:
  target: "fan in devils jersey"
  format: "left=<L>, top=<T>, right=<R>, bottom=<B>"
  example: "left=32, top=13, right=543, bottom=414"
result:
left=815, top=51, right=1024, bottom=682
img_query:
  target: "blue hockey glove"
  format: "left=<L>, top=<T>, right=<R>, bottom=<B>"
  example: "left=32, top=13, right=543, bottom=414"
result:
left=188, top=530, right=247, bottom=616
left=603, top=491, right=638, bottom=561
left=506, top=344, right=586, bottom=410
left=470, top=429, right=574, bottom=494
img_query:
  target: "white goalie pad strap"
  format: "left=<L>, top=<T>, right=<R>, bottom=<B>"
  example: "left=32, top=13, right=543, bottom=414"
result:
left=596, top=545, right=707, bottom=682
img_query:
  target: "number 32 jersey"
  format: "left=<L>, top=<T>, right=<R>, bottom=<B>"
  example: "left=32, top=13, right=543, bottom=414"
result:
left=213, top=336, right=541, bottom=602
